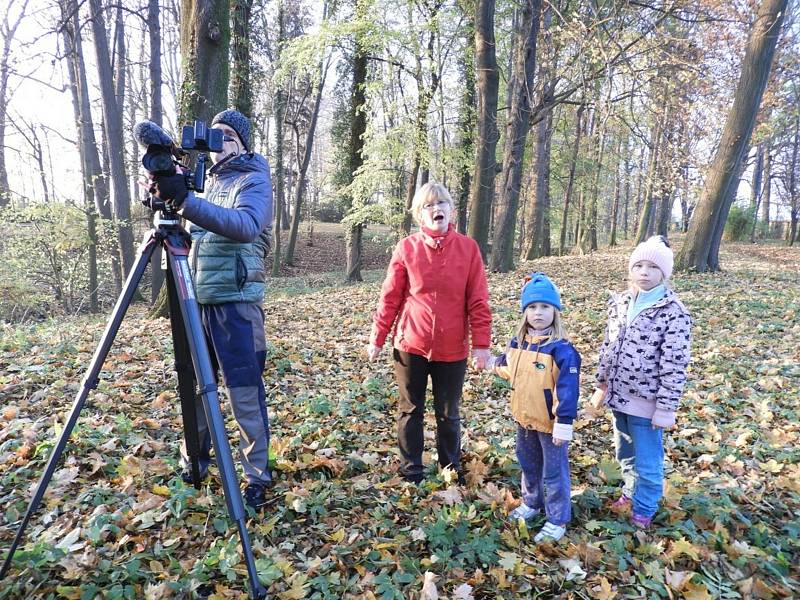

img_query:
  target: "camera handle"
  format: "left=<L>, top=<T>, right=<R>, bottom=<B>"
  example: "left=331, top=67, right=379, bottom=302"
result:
left=0, top=213, right=267, bottom=599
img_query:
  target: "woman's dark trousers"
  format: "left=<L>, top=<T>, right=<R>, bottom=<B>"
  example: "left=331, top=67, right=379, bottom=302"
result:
left=393, top=349, right=467, bottom=482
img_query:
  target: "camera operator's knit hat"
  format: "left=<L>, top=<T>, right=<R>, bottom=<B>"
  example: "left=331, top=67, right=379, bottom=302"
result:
left=629, top=235, right=673, bottom=280
left=212, top=109, right=251, bottom=150
left=520, top=272, right=562, bottom=312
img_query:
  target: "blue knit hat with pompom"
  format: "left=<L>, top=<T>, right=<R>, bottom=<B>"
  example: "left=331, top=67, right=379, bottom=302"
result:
left=520, top=272, right=562, bottom=312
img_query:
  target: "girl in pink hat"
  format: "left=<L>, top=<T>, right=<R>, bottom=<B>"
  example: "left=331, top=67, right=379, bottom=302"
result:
left=594, top=236, right=693, bottom=529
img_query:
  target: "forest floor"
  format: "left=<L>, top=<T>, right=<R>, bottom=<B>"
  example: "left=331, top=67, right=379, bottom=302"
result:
left=0, top=236, right=798, bottom=599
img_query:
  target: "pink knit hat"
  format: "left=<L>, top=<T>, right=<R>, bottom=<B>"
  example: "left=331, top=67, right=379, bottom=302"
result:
left=629, top=236, right=673, bottom=280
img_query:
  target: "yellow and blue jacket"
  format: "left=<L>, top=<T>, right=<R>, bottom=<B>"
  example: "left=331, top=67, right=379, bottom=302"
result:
left=495, top=335, right=581, bottom=433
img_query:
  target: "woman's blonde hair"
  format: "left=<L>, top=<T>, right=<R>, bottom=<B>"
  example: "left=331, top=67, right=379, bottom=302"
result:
left=515, top=308, right=568, bottom=345
left=410, top=182, right=454, bottom=225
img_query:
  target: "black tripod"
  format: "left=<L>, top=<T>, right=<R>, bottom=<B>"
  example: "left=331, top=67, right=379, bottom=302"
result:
left=0, top=210, right=267, bottom=599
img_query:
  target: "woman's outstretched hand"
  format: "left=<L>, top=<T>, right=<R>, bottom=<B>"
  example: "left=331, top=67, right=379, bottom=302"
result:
left=471, top=348, right=491, bottom=371
left=366, top=344, right=383, bottom=362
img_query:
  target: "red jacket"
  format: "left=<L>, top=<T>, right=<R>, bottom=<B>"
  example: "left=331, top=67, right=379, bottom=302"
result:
left=370, top=225, right=492, bottom=362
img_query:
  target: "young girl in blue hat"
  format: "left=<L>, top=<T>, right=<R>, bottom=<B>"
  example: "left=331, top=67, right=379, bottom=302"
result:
left=488, top=273, right=581, bottom=542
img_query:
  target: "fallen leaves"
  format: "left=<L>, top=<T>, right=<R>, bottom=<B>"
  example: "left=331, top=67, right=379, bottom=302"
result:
left=0, top=242, right=798, bottom=598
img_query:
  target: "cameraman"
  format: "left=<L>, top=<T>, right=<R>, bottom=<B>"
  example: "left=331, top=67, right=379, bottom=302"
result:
left=150, top=109, right=273, bottom=511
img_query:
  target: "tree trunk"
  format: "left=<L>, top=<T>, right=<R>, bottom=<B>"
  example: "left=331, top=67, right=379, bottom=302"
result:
left=178, top=0, right=230, bottom=124
left=748, top=144, right=764, bottom=243
left=708, top=150, right=748, bottom=270
left=401, top=3, right=441, bottom=236
left=151, top=0, right=230, bottom=318
left=524, top=107, right=554, bottom=260
left=89, top=0, right=135, bottom=277
left=271, top=1, right=286, bottom=276
left=147, top=0, right=165, bottom=303
left=609, top=138, right=623, bottom=247
left=788, top=115, right=799, bottom=246
left=466, top=0, right=499, bottom=258
left=558, top=104, right=584, bottom=255
left=455, top=25, right=475, bottom=235
left=634, top=118, right=662, bottom=244
left=579, top=107, right=608, bottom=254
left=285, top=58, right=327, bottom=266
left=345, top=0, right=369, bottom=283
left=61, top=0, right=99, bottom=311
left=675, top=0, right=787, bottom=272
left=760, top=144, right=771, bottom=238
left=230, top=0, right=253, bottom=116
left=0, top=1, right=27, bottom=207
left=489, top=0, right=542, bottom=272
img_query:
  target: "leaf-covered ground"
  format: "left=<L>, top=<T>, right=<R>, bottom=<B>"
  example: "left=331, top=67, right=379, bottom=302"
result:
left=1, top=241, right=798, bottom=599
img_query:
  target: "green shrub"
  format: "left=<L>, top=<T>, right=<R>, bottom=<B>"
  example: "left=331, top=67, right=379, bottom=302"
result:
left=724, top=204, right=753, bottom=242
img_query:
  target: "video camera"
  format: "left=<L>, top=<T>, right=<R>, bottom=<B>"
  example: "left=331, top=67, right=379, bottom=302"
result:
left=134, top=120, right=224, bottom=212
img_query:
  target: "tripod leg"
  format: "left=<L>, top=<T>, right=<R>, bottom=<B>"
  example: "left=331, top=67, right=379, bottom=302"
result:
left=0, top=234, right=158, bottom=581
left=163, top=236, right=266, bottom=599
left=165, top=269, right=205, bottom=488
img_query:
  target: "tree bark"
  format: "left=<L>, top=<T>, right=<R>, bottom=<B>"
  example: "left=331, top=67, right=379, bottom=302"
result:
left=634, top=118, right=662, bottom=244
left=788, top=115, right=799, bottom=245
left=558, top=104, right=584, bottom=255
left=230, top=0, right=253, bottom=116
left=466, top=0, right=499, bottom=258
left=401, top=2, right=442, bottom=235
left=89, top=0, right=135, bottom=277
left=454, top=12, right=475, bottom=235
left=178, top=0, right=230, bottom=124
left=345, top=0, right=369, bottom=283
left=0, top=0, right=28, bottom=207
left=748, top=144, right=763, bottom=243
left=675, top=0, right=787, bottom=272
left=489, top=0, right=542, bottom=272
left=152, top=0, right=230, bottom=318
left=147, top=0, right=165, bottom=303
left=271, top=1, right=286, bottom=276
left=760, top=144, right=771, bottom=238
left=285, top=58, right=328, bottom=266
left=61, top=0, right=98, bottom=311
left=609, top=138, right=623, bottom=247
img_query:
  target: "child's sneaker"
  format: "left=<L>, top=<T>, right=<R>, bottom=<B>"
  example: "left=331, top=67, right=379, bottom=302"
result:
left=534, top=522, right=566, bottom=542
left=610, top=494, right=632, bottom=514
left=508, top=504, right=540, bottom=524
left=630, top=513, right=653, bottom=529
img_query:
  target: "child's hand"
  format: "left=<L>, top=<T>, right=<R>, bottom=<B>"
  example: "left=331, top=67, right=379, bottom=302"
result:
left=551, top=423, right=573, bottom=444
left=590, top=387, right=606, bottom=409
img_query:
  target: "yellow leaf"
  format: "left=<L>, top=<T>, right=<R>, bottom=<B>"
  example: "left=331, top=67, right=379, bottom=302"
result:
left=682, top=581, right=713, bottom=600
left=667, top=537, right=701, bottom=561
left=759, top=459, right=784, bottom=474
left=152, top=485, right=171, bottom=497
left=149, top=559, right=165, bottom=573
left=327, top=528, right=345, bottom=543
left=589, top=576, right=617, bottom=599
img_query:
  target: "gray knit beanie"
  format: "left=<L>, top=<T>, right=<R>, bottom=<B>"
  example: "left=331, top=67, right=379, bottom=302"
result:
left=211, top=109, right=251, bottom=150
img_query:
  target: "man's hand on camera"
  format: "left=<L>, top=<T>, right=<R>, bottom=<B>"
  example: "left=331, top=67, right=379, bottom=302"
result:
left=150, top=171, right=189, bottom=209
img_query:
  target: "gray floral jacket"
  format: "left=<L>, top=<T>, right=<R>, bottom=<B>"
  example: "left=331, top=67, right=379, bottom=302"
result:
left=596, top=288, right=692, bottom=428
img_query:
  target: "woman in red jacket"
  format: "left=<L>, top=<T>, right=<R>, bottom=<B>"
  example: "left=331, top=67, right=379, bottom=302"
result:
left=367, top=183, right=492, bottom=484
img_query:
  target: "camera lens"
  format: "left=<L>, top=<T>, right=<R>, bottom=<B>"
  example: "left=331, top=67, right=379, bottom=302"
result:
left=142, top=150, right=174, bottom=174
